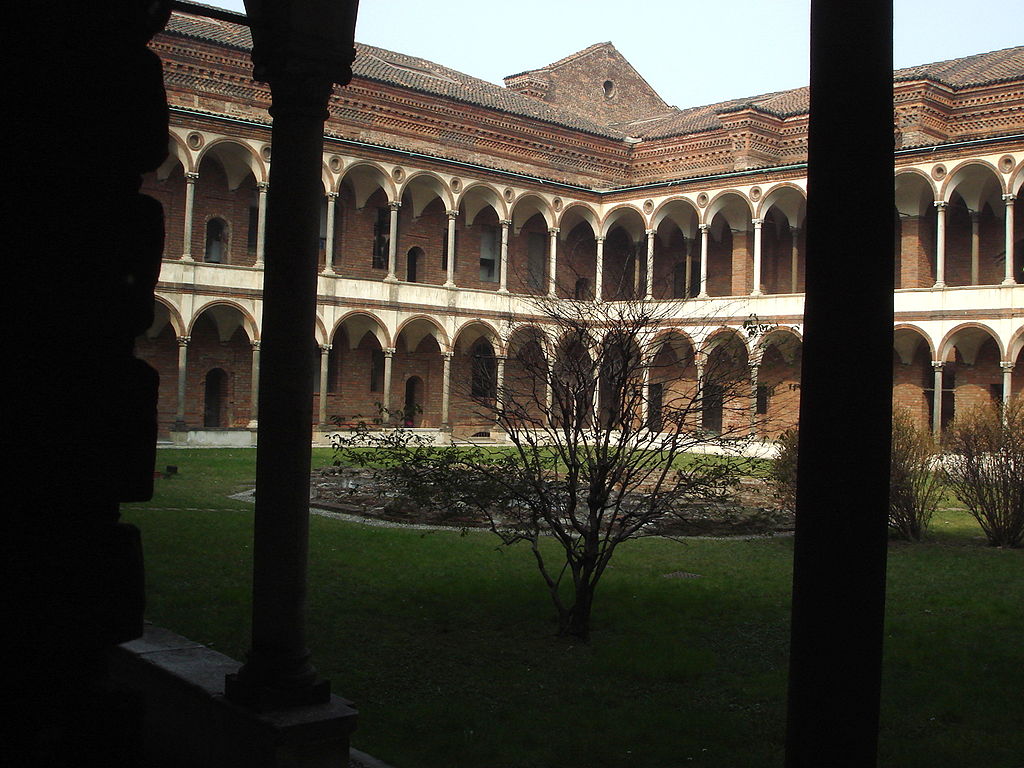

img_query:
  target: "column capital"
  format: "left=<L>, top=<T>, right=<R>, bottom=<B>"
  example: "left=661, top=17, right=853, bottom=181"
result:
left=933, top=200, right=947, bottom=211
left=500, top=219, right=512, bottom=228
left=446, top=210, right=459, bottom=220
left=932, top=360, right=946, bottom=370
left=442, top=351, right=454, bottom=361
left=256, top=181, right=269, bottom=192
left=1003, top=193, right=1017, bottom=204
left=548, top=227, right=560, bottom=236
left=645, top=228, right=656, bottom=237
left=320, top=343, right=332, bottom=353
left=326, top=191, right=338, bottom=201
left=177, top=335, right=191, bottom=347
left=595, top=235, right=606, bottom=244
left=752, top=217, right=764, bottom=227
left=384, top=347, right=396, bottom=357
left=184, top=171, right=199, bottom=182
left=251, top=339, right=261, bottom=350
left=388, top=200, right=402, bottom=211
left=699, top=223, right=710, bottom=233
left=999, top=361, right=1015, bottom=371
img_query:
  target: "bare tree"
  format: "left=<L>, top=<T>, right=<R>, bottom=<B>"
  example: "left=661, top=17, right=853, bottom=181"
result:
left=335, top=295, right=771, bottom=640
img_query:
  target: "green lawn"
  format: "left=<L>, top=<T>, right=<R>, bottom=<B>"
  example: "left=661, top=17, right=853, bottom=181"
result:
left=123, top=449, right=1023, bottom=768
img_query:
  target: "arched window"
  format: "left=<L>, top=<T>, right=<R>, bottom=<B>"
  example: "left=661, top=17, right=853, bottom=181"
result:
left=205, top=218, right=227, bottom=263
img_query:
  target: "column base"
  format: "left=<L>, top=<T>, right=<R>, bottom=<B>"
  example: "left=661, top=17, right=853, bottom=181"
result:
left=322, top=267, right=335, bottom=276
left=444, top=281, right=456, bottom=289
left=497, top=287, right=509, bottom=294
left=247, top=419, right=259, bottom=429
left=932, top=281, right=946, bottom=289
left=383, top=275, right=399, bottom=284
left=181, top=255, right=194, bottom=263
left=1002, top=278, right=1017, bottom=286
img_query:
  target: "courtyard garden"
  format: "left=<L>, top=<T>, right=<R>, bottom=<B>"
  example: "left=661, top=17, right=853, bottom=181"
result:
left=121, top=448, right=1023, bottom=768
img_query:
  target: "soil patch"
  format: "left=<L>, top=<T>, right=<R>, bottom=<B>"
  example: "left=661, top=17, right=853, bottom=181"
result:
left=310, top=467, right=794, bottom=537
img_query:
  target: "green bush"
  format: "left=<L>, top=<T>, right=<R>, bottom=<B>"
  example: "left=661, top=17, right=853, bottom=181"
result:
left=766, top=428, right=799, bottom=512
left=889, top=407, right=943, bottom=541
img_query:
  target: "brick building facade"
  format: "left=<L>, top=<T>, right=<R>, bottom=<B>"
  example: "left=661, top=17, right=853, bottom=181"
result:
left=139, top=4, right=1024, bottom=443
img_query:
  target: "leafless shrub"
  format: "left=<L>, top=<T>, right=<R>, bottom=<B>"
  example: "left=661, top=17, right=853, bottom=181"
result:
left=942, top=398, right=1024, bottom=548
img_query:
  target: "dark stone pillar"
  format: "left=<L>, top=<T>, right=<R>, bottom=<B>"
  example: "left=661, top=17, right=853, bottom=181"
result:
left=225, top=0, right=359, bottom=713
left=226, top=73, right=336, bottom=708
left=784, top=2, right=894, bottom=766
left=6, top=2, right=169, bottom=763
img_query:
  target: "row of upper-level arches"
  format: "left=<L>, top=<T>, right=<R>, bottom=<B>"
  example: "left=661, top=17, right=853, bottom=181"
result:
left=159, top=131, right=1024, bottom=233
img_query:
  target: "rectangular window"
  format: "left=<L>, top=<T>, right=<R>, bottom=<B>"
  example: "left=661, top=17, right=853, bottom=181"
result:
left=756, top=383, right=772, bottom=415
left=247, top=205, right=258, bottom=254
left=480, top=226, right=499, bottom=282
left=372, top=208, right=389, bottom=269
left=370, top=348, right=384, bottom=392
left=527, top=231, right=546, bottom=293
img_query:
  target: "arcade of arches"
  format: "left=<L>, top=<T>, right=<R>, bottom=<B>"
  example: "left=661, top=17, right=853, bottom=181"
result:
left=138, top=13, right=1024, bottom=443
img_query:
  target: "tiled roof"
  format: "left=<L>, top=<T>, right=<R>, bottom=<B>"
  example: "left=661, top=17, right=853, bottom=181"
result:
left=894, top=46, right=1024, bottom=88
left=162, top=8, right=1024, bottom=144
left=163, top=10, right=627, bottom=139
left=630, top=46, right=1024, bottom=139
left=504, top=42, right=613, bottom=81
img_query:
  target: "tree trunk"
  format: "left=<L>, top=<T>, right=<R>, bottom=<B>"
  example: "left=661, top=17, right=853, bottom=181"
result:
left=558, top=581, right=594, bottom=640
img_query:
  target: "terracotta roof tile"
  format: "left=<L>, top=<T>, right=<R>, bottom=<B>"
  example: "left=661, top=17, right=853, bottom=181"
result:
left=162, top=8, right=1024, bottom=144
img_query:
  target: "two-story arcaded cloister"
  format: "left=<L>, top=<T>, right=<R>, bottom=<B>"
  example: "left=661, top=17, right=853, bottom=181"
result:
left=135, top=5, right=1024, bottom=446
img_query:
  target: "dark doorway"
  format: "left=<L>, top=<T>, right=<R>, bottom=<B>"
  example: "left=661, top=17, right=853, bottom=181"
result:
left=407, top=246, right=421, bottom=282
left=404, top=376, right=422, bottom=426
left=648, top=381, right=664, bottom=431
left=701, top=382, right=724, bottom=433
left=204, top=367, right=228, bottom=427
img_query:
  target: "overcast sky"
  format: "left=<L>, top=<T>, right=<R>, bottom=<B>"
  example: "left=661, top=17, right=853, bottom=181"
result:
left=203, top=1, right=1021, bottom=109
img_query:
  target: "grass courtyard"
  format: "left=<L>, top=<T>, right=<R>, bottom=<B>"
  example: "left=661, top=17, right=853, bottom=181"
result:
left=121, top=448, right=1023, bottom=768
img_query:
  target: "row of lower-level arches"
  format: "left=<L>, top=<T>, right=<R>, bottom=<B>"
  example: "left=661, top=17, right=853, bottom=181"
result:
left=136, top=300, right=1023, bottom=439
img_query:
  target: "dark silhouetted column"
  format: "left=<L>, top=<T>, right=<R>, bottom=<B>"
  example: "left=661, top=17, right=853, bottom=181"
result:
left=225, top=0, right=359, bottom=711
left=785, top=2, right=894, bottom=767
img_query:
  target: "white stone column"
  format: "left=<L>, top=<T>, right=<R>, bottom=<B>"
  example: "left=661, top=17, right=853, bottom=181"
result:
left=317, top=344, right=331, bottom=426
left=382, top=347, right=395, bottom=416
left=639, top=363, right=651, bottom=427
left=1004, top=194, right=1017, bottom=285
left=445, top=211, right=458, bottom=287
left=969, top=210, right=980, bottom=285
left=547, top=227, right=559, bottom=297
left=684, top=237, right=693, bottom=298
left=934, top=201, right=947, bottom=288
left=248, top=340, right=260, bottom=428
left=255, top=181, right=268, bottom=268
left=594, top=236, right=605, bottom=302
left=644, top=229, right=656, bottom=300
left=441, top=351, right=453, bottom=427
left=1000, top=361, right=1015, bottom=411
left=323, top=191, right=338, bottom=274
left=698, top=224, right=710, bottom=298
left=495, top=355, right=507, bottom=412
left=751, top=217, right=764, bottom=296
left=498, top=219, right=510, bottom=293
left=174, top=336, right=190, bottom=429
left=749, top=360, right=761, bottom=431
left=182, top=172, right=199, bottom=261
left=790, top=227, right=801, bottom=293
left=932, top=361, right=944, bottom=435
left=385, top=201, right=400, bottom=282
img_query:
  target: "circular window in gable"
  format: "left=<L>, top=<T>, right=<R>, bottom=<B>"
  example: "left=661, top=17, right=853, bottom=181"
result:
left=603, top=80, right=616, bottom=99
